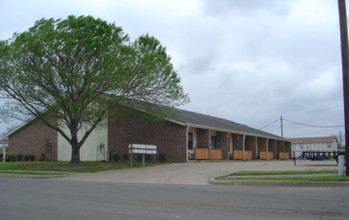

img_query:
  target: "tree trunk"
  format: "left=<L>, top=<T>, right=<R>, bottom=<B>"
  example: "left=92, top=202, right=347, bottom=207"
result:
left=70, top=135, right=81, bottom=163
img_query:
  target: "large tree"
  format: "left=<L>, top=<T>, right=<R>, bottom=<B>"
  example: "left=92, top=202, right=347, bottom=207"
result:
left=0, top=15, right=189, bottom=163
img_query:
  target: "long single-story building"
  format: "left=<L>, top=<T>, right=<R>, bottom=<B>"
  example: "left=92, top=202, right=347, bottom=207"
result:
left=7, top=105, right=291, bottom=162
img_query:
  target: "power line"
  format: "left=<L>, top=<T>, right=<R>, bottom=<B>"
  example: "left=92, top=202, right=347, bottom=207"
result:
left=283, top=118, right=344, bottom=128
left=265, top=127, right=280, bottom=133
left=258, top=119, right=280, bottom=129
left=288, top=127, right=340, bottom=138
left=260, top=118, right=344, bottom=130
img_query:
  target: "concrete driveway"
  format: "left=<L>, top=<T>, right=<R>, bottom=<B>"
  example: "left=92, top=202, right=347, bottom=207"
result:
left=58, top=160, right=338, bottom=185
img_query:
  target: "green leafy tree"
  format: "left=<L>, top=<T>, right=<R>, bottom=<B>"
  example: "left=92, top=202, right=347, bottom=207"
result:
left=0, top=15, right=189, bottom=163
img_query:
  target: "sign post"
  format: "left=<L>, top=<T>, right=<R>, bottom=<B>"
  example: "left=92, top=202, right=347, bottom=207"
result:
left=338, top=0, right=349, bottom=176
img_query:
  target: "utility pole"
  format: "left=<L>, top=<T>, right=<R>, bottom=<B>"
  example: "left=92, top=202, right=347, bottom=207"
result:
left=338, top=0, right=349, bottom=176
left=280, top=115, right=284, bottom=138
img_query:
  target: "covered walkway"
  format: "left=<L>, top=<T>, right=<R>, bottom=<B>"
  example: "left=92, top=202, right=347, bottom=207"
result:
left=188, top=127, right=291, bottom=161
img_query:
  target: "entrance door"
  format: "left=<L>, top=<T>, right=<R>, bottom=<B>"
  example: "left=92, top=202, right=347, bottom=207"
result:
left=210, top=136, right=216, bottom=149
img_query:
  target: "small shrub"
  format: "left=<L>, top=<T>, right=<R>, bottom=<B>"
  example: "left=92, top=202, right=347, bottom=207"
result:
left=137, top=154, right=143, bottom=162
left=45, top=139, right=53, bottom=154
left=5, top=154, right=11, bottom=162
left=145, top=154, right=152, bottom=161
left=29, top=155, right=35, bottom=161
left=157, top=153, right=166, bottom=162
left=16, top=154, right=23, bottom=162
left=123, top=154, right=128, bottom=161
left=113, top=154, right=120, bottom=162
left=24, top=155, right=30, bottom=162
left=40, top=153, right=46, bottom=161
left=11, top=155, right=16, bottom=162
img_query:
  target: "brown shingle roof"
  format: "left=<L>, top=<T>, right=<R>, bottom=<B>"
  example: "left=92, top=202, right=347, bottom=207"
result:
left=290, top=136, right=337, bottom=144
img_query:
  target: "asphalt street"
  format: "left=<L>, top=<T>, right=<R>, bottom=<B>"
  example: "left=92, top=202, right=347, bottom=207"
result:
left=0, top=177, right=348, bottom=220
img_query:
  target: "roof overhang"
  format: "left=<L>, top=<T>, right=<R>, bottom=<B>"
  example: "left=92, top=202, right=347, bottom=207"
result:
left=166, top=118, right=290, bottom=142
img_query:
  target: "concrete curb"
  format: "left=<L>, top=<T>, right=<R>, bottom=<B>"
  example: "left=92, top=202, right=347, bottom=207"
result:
left=209, top=178, right=349, bottom=187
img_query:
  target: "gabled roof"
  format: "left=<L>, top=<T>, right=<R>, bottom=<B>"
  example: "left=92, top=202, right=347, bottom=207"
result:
left=290, top=136, right=338, bottom=144
left=7, top=98, right=288, bottom=141
left=166, top=108, right=287, bottom=140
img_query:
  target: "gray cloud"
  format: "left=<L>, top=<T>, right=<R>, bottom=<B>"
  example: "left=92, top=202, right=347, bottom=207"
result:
left=0, top=0, right=345, bottom=138
left=199, top=0, right=292, bottom=17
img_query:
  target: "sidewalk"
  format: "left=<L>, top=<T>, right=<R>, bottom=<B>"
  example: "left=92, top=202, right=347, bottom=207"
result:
left=56, top=159, right=344, bottom=186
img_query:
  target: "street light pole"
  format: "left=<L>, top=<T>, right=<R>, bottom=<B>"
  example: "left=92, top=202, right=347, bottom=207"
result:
left=280, top=115, right=284, bottom=138
left=338, top=0, right=349, bottom=176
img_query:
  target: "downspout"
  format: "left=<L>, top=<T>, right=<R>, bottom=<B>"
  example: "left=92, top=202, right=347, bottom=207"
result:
left=243, top=134, right=246, bottom=161
left=230, top=134, right=233, bottom=160
left=186, top=124, right=190, bottom=162
left=255, top=137, right=258, bottom=160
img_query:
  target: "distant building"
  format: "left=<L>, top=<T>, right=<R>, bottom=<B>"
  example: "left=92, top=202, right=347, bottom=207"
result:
left=290, top=136, right=339, bottom=158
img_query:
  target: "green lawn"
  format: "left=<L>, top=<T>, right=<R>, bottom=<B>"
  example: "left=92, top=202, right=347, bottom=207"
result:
left=216, top=176, right=349, bottom=181
left=215, top=170, right=349, bottom=182
left=230, top=170, right=338, bottom=176
left=0, top=161, right=165, bottom=173
left=0, top=171, right=67, bottom=175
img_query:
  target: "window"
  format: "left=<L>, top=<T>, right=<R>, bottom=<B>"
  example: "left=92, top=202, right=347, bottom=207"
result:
left=300, top=144, right=304, bottom=150
left=188, top=133, right=193, bottom=150
left=327, top=143, right=331, bottom=149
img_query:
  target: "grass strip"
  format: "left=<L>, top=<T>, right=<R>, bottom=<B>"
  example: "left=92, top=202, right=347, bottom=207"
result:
left=0, top=161, right=167, bottom=172
left=0, top=171, right=67, bottom=175
left=215, top=176, right=349, bottom=182
left=230, top=170, right=337, bottom=176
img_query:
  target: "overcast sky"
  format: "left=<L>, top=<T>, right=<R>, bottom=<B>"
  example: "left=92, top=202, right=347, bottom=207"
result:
left=0, top=0, right=346, bottom=140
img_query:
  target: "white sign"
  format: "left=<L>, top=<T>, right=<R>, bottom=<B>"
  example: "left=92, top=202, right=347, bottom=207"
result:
left=129, top=144, right=157, bottom=154
left=129, top=144, right=157, bottom=167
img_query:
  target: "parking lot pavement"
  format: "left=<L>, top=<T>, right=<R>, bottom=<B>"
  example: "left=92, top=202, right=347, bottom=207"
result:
left=58, top=160, right=339, bottom=185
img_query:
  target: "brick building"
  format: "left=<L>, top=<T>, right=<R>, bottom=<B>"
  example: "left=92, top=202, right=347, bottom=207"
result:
left=7, top=105, right=291, bottom=162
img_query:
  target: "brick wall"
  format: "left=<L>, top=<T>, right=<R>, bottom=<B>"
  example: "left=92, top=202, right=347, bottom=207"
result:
left=8, top=120, right=57, bottom=161
left=268, top=139, right=277, bottom=159
left=277, top=140, right=285, bottom=155
left=216, top=131, right=229, bottom=160
left=245, top=136, right=257, bottom=159
left=257, top=137, right=267, bottom=152
left=232, top=134, right=243, bottom=150
left=285, top=141, right=292, bottom=156
left=196, top=129, right=209, bottom=148
left=108, top=107, right=187, bottom=162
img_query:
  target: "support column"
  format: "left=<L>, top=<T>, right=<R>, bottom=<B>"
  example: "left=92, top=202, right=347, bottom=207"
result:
left=267, top=138, right=269, bottom=161
left=255, top=137, right=258, bottom=160
left=243, top=134, right=246, bottom=161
